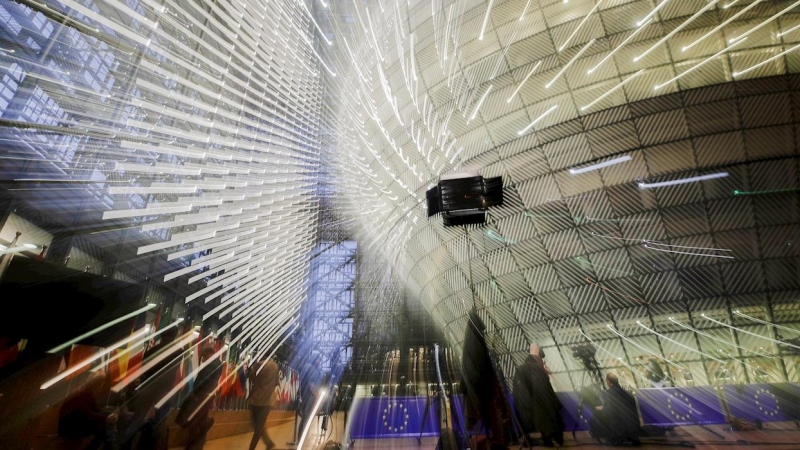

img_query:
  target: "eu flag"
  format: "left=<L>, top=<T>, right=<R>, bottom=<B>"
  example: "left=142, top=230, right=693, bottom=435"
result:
left=638, top=387, right=725, bottom=426
left=556, top=392, right=593, bottom=432
left=349, top=396, right=441, bottom=439
left=723, top=383, right=800, bottom=423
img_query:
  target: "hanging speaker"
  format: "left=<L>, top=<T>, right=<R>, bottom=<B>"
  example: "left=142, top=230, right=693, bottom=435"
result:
left=425, top=173, right=503, bottom=227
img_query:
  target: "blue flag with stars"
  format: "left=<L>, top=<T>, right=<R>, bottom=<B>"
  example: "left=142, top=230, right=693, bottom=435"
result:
left=724, top=383, right=800, bottom=423
left=638, top=386, right=725, bottom=426
left=349, top=396, right=441, bottom=439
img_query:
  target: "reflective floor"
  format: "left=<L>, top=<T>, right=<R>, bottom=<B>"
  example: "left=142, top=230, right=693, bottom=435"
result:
left=194, top=412, right=800, bottom=450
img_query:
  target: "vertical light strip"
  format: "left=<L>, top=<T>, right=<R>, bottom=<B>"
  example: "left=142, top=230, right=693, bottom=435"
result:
left=546, top=38, right=596, bottom=88
left=468, top=85, right=493, bottom=123
left=297, top=391, right=328, bottom=450
left=559, top=0, right=604, bottom=51
left=519, top=0, right=534, bottom=21
left=479, top=0, right=494, bottom=41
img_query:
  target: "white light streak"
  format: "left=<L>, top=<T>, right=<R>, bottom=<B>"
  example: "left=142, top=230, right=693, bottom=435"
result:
left=507, top=60, right=541, bottom=103
left=546, top=38, right=595, bottom=88
left=729, top=0, right=800, bottom=44
left=518, top=104, right=558, bottom=135
left=589, top=19, right=651, bottom=73
left=732, top=310, right=800, bottom=336
left=559, top=0, right=604, bottom=51
left=702, top=314, right=800, bottom=351
left=118, top=332, right=203, bottom=394
left=637, top=0, right=672, bottom=27
left=297, top=390, right=327, bottom=449
left=479, top=0, right=494, bottom=41
left=777, top=22, right=800, bottom=37
left=48, top=304, right=157, bottom=354
left=468, top=85, right=493, bottom=123
left=669, top=317, right=774, bottom=359
left=643, top=243, right=735, bottom=259
left=154, top=345, right=226, bottom=410
left=569, top=155, right=632, bottom=175
left=41, top=326, right=151, bottom=390
left=733, top=42, right=800, bottom=77
left=655, top=38, right=747, bottom=90
left=682, top=0, right=762, bottom=51
left=520, top=0, right=534, bottom=21
left=638, top=172, right=729, bottom=189
left=581, top=69, right=644, bottom=111
left=634, top=1, right=718, bottom=62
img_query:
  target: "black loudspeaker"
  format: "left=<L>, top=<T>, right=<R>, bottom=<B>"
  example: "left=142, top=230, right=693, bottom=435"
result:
left=425, top=175, right=503, bottom=227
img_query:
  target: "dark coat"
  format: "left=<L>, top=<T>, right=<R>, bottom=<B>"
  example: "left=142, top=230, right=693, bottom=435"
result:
left=513, top=355, right=563, bottom=435
left=602, top=385, right=639, bottom=436
left=176, top=359, right=222, bottom=427
left=460, top=311, right=494, bottom=423
left=58, top=390, right=108, bottom=439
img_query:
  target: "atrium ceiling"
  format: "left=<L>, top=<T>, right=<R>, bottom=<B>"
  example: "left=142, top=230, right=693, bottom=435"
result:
left=323, top=0, right=800, bottom=385
left=1, top=0, right=800, bottom=390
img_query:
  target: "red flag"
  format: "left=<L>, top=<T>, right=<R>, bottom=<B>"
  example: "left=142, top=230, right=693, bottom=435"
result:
left=219, top=361, right=231, bottom=396
left=233, top=365, right=245, bottom=397
left=65, top=345, right=95, bottom=380
left=0, top=339, right=20, bottom=369
left=152, top=308, right=162, bottom=333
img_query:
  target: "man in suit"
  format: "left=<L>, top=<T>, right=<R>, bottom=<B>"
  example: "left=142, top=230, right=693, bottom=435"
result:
left=590, top=372, right=640, bottom=446
left=248, top=357, right=279, bottom=450
left=513, top=343, right=563, bottom=447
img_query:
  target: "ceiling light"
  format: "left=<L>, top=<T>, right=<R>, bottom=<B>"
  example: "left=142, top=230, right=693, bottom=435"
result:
left=638, top=172, right=728, bottom=189
left=569, top=156, right=631, bottom=175
left=518, top=104, right=558, bottom=135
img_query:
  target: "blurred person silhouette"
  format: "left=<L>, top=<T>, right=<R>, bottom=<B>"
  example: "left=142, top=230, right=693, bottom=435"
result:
left=176, top=346, right=222, bottom=450
left=297, top=363, right=320, bottom=443
left=320, top=383, right=338, bottom=434
left=461, top=310, right=510, bottom=449
left=512, top=343, right=564, bottom=447
left=58, top=370, right=118, bottom=449
left=117, top=326, right=182, bottom=450
left=248, top=356, right=279, bottom=450
left=645, top=358, right=666, bottom=388
left=590, top=372, right=640, bottom=446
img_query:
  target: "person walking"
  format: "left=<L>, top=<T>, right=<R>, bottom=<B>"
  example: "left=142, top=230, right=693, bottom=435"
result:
left=513, top=343, right=564, bottom=447
left=58, top=371, right=118, bottom=450
left=177, top=346, right=222, bottom=450
left=248, top=357, right=279, bottom=450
